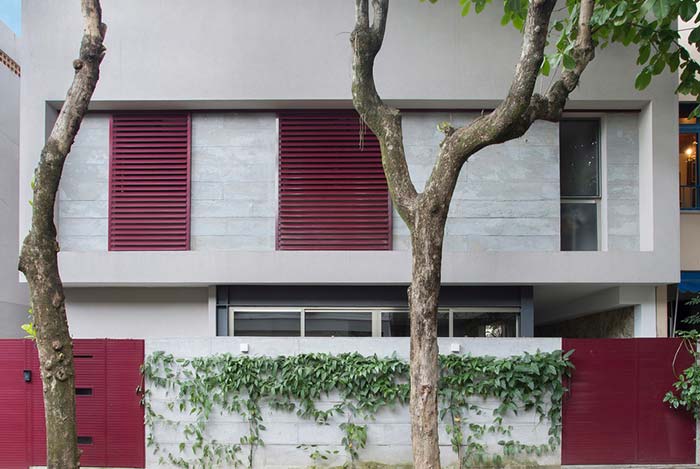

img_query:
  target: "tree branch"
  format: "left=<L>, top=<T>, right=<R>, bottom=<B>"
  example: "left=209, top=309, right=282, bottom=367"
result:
left=351, top=0, right=418, bottom=227
left=529, top=0, right=596, bottom=122
left=423, top=0, right=558, bottom=208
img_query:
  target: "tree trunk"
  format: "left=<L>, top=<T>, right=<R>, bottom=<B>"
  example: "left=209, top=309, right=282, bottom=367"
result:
left=22, top=238, right=78, bottom=468
left=408, top=210, right=446, bottom=469
left=17, top=2, right=106, bottom=468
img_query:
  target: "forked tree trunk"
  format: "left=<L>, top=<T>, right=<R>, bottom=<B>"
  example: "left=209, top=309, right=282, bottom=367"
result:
left=350, top=1, right=596, bottom=466
left=408, top=212, right=446, bottom=468
left=17, top=2, right=106, bottom=468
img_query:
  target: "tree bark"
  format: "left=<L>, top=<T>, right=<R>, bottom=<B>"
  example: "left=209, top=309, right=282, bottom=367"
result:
left=408, top=208, right=447, bottom=468
left=17, top=2, right=106, bottom=468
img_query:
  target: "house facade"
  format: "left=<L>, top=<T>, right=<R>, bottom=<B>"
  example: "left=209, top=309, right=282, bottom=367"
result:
left=0, top=19, right=28, bottom=338
left=19, top=0, right=679, bottom=340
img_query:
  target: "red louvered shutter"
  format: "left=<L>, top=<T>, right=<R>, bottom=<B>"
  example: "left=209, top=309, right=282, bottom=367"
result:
left=109, top=113, right=191, bottom=251
left=277, top=111, right=392, bottom=250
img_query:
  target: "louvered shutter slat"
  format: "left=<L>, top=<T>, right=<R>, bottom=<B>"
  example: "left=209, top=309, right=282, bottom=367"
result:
left=277, top=111, right=392, bottom=251
left=109, top=113, right=191, bottom=251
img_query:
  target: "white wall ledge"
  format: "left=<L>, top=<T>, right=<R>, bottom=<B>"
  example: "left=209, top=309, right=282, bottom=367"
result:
left=55, top=250, right=678, bottom=287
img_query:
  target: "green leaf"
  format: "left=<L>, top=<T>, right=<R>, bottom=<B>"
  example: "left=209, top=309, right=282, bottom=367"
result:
left=635, top=68, right=652, bottom=90
left=562, top=54, right=576, bottom=70
left=689, top=27, right=700, bottom=45
left=540, top=58, right=550, bottom=76
left=461, top=1, right=470, bottom=16
left=680, top=0, right=697, bottom=21
left=637, top=44, right=651, bottom=65
left=651, top=0, right=671, bottom=19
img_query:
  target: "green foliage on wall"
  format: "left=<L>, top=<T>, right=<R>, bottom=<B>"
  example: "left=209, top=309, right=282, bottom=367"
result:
left=141, top=350, right=574, bottom=468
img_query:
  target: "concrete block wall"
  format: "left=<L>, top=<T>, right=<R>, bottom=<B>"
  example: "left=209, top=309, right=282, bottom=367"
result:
left=57, top=114, right=109, bottom=251
left=606, top=113, right=640, bottom=251
left=190, top=113, right=277, bottom=251
left=145, top=337, right=562, bottom=468
left=398, top=113, right=560, bottom=252
left=57, top=112, right=640, bottom=253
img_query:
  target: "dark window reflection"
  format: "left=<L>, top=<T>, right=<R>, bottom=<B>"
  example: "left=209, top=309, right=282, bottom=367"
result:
left=305, top=311, right=372, bottom=337
left=452, top=312, right=518, bottom=338
left=233, top=311, right=301, bottom=336
left=561, top=203, right=598, bottom=251
left=380, top=311, right=449, bottom=337
left=560, top=120, right=600, bottom=197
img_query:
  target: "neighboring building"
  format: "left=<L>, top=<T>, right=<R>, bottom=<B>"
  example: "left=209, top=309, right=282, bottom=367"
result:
left=668, top=18, right=700, bottom=334
left=0, top=19, right=28, bottom=338
left=19, top=1, right=679, bottom=340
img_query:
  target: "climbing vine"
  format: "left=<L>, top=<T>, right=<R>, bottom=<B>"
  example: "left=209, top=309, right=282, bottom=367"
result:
left=141, top=350, right=574, bottom=468
left=665, top=295, right=700, bottom=419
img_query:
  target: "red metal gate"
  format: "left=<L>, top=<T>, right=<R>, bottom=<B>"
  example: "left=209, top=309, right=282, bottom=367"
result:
left=0, top=339, right=144, bottom=469
left=562, top=338, right=696, bottom=465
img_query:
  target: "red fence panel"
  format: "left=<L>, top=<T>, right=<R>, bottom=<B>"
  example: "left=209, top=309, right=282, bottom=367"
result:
left=0, top=339, right=144, bottom=469
left=0, top=340, right=29, bottom=468
left=562, top=338, right=696, bottom=465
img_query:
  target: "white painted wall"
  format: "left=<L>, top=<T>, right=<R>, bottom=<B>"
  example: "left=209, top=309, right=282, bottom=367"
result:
left=0, top=20, right=28, bottom=337
left=145, top=337, right=563, bottom=468
left=65, top=287, right=209, bottom=338
left=681, top=213, right=700, bottom=271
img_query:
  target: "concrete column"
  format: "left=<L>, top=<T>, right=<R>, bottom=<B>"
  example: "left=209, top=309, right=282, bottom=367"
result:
left=207, top=285, right=217, bottom=337
left=520, top=286, right=534, bottom=337
left=655, top=285, right=668, bottom=337
left=634, top=300, right=658, bottom=337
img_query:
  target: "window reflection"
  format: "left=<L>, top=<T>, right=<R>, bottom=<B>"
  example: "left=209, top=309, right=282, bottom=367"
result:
left=380, top=310, right=449, bottom=337
left=452, top=312, right=518, bottom=338
left=305, top=311, right=372, bottom=337
left=233, top=311, right=301, bottom=336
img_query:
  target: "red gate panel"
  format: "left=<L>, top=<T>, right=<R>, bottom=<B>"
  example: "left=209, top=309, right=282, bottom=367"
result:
left=562, top=338, right=696, bottom=465
left=0, top=339, right=144, bottom=468
left=0, top=340, right=29, bottom=468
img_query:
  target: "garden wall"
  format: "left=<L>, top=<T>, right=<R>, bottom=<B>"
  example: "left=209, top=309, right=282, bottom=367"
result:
left=144, top=337, right=562, bottom=468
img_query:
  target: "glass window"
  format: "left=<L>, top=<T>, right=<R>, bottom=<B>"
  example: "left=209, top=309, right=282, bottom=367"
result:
left=233, top=310, right=301, bottom=336
left=560, top=119, right=601, bottom=251
left=380, top=310, right=449, bottom=337
left=305, top=311, right=372, bottom=337
left=679, top=132, right=698, bottom=209
left=560, top=202, right=598, bottom=251
left=453, top=312, right=518, bottom=338
left=560, top=120, right=600, bottom=197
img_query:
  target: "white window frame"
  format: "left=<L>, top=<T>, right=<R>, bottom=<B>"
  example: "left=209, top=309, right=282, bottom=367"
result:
left=228, top=306, right=520, bottom=338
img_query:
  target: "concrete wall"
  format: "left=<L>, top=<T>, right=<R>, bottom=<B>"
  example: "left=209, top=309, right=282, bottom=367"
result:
left=145, top=337, right=562, bottom=468
left=57, top=114, right=109, bottom=251
left=605, top=114, right=640, bottom=251
left=65, top=287, right=210, bottom=338
left=57, top=112, right=641, bottom=254
left=190, top=113, right=277, bottom=251
left=0, top=21, right=28, bottom=337
left=23, top=0, right=679, bottom=288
